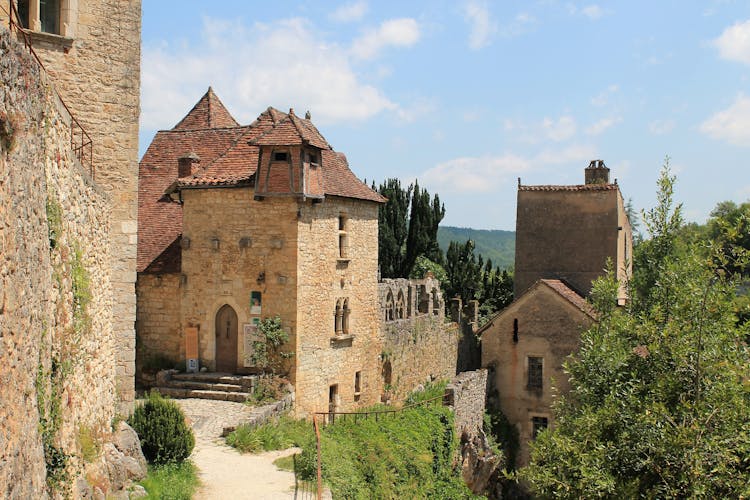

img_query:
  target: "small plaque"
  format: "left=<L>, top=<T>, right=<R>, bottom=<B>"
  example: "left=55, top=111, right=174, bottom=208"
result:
left=250, top=291, right=262, bottom=315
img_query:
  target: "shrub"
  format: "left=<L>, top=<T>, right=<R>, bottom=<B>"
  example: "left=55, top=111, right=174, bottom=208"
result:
left=226, top=415, right=312, bottom=453
left=128, top=392, right=195, bottom=464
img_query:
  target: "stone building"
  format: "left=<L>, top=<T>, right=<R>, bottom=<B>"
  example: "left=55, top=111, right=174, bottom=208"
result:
left=2, top=0, right=142, bottom=412
left=480, top=161, right=632, bottom=466
left=137, top=89, right=395, bottom=416
left=1, top=0, right=141, bottom=495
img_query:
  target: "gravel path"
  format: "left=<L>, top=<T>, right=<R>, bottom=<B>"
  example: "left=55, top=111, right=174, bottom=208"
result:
left=175, top=399, right=299, bottom=499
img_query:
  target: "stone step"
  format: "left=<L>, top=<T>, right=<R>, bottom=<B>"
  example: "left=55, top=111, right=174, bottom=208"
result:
left=152, top=387, right=250, bottom=403
left=170, top=372, right=254, bottom=386
left=165, top=380, right=248, bottom=393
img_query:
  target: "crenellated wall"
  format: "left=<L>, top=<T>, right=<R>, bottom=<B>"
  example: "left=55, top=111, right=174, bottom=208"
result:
left=378, top=277, right=458, bottom=402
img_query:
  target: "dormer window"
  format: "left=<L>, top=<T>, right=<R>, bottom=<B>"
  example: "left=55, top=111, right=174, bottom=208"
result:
left=272, top=151, right=289, bottom=162
left=305, top=150, right=319, bottom=167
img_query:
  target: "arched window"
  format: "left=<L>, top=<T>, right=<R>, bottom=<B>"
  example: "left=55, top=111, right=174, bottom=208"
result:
left=395, top=291, right=405, bottom=319
left=335, top=299, right=343, bottom=335
left=385, top=290, right=395, bottom=321
left=342, top=299, right=350, bottom=335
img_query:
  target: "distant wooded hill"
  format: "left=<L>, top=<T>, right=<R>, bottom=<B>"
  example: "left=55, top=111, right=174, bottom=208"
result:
left=437, top=226, right=516, bottom=270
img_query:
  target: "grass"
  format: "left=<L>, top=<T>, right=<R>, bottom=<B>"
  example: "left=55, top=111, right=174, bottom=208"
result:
left=225, top=415, right=312, bottom=453
left=272, top=453, right=297, bottom=472
left=138, top=461, right=199, bottom=500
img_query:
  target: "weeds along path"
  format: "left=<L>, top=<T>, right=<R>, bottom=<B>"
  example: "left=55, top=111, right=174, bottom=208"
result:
left=175, top=399, right=298, bottom=499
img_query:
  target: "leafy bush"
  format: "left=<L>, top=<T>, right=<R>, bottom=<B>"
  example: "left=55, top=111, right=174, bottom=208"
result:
left=226, top=415, right=312, bottom=453
left=128, top=392, right=195, bottom=464
left=138, top=461, right=199, bottom=500
left=296, top=396, right=476, bottom=499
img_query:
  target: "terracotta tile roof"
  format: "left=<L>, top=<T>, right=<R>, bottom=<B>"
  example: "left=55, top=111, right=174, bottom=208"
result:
left=142, top=236, right=181, bottom=274
left=137, top=126, right=248, bottom=271
left=172, top=87, right=239, bottom=130
left=138, top=96, right=385, bottom=272
left=539, top=279, right=596, bottom=317
left=249, top=108, right=330, bottom=149
left=519, top=183, right=618, bottom=191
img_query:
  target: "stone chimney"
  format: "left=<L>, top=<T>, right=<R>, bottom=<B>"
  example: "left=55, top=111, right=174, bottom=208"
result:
left=585, top=159, right=610, bottom=184
left=178, top=152, right=200, bottom=178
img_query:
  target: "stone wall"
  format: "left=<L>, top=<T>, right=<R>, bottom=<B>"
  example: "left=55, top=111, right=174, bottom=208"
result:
left=295, top=197, right=382, bottom=416
left=379, top=277, right=458, bottom=402
left=4, top=0, right=143, bottom=413
left=1, top=27, right=117, bottom=496
left=135, top=273, right=181, bottom=377
left=445, top=369, right=488, bottom=435
left=481, top=283, right=594, bottom=465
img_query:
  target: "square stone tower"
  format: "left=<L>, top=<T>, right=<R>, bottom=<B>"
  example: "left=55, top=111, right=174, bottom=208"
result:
left=4, top=0, right=142, bottom=412
left=514, top=160, right=632, bottom=303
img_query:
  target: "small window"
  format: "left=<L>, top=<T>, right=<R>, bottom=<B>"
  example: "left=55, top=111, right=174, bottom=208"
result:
left=354, top=371, right=361, bottom=401
left=334, top=299, right=343, bottom=335
left=18, top=0, right=30, bottom=28
left=40, top=0, right=59, bottom=34
left=532, top=416, right=548, bottom=439
left=272, top=151, right=289, bottom=162
left=338, top=213, right=349, bottom=259
left=342, top=299, right=350, bottom=335
left=306, top=150, right=319, bottom=166
left=527, top=356, right=543, bottom=390
left=512, top=318, right=519, bottom=343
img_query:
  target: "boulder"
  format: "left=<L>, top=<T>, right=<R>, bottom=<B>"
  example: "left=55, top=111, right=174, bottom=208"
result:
left=112, top=421, right=147, bottom=480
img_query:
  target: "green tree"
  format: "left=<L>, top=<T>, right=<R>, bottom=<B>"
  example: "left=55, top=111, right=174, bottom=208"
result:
left=376, top=179, right=444, bottom=278
left=707, top=200, right=750, bottom=277
left=523, top=163, right=750, bottom=498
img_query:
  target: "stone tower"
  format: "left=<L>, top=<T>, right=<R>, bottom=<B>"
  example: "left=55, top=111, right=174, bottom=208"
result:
left=514, top=160, right=632, bottom=302
left=4, top=0, right=142, bottom=412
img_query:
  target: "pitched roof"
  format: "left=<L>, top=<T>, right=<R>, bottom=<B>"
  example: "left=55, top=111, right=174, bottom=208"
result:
left=138, top=95, right=385, bottom=272
left=172, top=87, right=239, bottom=130
left=476, top=278, right=595, bottom=336
left=519, top=183, right=618, bottom=192
left=137, top=126, right=248, bottom=272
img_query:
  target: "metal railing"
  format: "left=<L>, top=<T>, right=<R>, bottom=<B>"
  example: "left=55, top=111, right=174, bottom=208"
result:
left=3, top=0, right=95, bottom=179
left=309, top=393, right=447, bottom=499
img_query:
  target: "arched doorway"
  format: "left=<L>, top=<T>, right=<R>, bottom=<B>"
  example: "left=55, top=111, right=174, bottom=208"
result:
left=215, top=304, right=238, bottom=372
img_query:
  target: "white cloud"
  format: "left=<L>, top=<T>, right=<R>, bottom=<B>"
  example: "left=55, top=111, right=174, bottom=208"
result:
left=504, top=115, right=577, bottom=143
left=586, top=116, right=621, bottom=135
left=542, top=116, right=577, bottom=142
left=590, top=84, right=619, bottom=107
left=463, top=0, right=497, bottom=49
left=713, top=19, right=750, bottom=65
left=700, top=94, right=750, bottom=145
left=420, top=154, right=530, bottom=193
left=141, top=17, right=407, bottom=130
left=581, top=5, right=604, bottom=20
left=330, top=1, right=368, bottom=23
left=420, top=144, right=596, bottom=194
left=534, top=144, right=597, bottom=165
left=350, top=18, right=420, bottom=60
left=567, top=4, right=607, bottom=20
left=648, top=119, right=675, bottom=135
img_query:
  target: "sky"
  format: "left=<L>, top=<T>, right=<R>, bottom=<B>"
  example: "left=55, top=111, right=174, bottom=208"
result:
left=140, top=1, right=750, bottom=231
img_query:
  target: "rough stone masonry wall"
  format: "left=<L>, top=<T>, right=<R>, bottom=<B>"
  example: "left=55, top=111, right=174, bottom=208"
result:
left=295, top=197, right=381, bottom=417
left=135, top=273, right=181, bottom=378
left=1, top=27, right=116, bottom=497
left=379, top=278, right=458, bottom=402
left=445, top=369, right=488, bottom=435
left=12, top=0, right=143, bottom=413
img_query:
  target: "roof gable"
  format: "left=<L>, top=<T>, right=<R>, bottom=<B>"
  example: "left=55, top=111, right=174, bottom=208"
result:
left=172, top=87, right=239, bottom=130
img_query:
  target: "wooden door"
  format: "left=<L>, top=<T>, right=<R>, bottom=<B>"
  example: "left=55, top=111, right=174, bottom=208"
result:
left=215, top=304, right=238, bottom=372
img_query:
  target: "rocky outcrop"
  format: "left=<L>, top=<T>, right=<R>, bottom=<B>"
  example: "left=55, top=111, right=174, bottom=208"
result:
left=460, top=428, right=504, bottom=499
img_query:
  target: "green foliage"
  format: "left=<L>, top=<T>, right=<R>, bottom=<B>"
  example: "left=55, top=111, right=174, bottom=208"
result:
left=245, top=375, right=289, bottom=406
left=484, top=409, right=518, bottom=472
left=70, top=243, right=92, bottom=342
left=707, top=200, right=750, bottom=277
left=128, top=392, right=195, bottom=465
left=376, top=178, right=445, bottom=278
left=141, top=353, right=179, bottom=374
left=250, top=316, right=294, bottom=374
left=36, top=355, right=70, bottom=491
left=138, top=461, right=199, bottom=500
left=296, top=393, right=476, bottom=499
left=437, top=226, right=516, bottom=270
left=45, top=196, right=63, bottom=249
left=523, top=165, right=750, bottom=498
left=410, top=255, right=448, bottom=285
left=226, top=415, right=312, bottom=453
left=445, top=240, right=513, bottom=318
left=77, top=425, right=100, bottom=463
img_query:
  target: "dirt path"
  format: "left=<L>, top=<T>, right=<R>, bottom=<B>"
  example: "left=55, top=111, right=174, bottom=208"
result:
left=175, top=399, right=299, bottom=499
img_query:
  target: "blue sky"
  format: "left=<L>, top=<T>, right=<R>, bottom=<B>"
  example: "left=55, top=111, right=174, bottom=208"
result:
left=141, top=1, right=750, bottom=231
